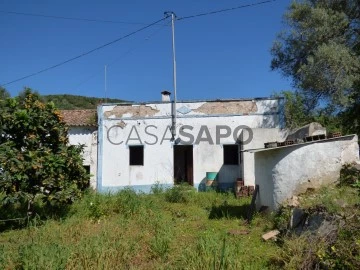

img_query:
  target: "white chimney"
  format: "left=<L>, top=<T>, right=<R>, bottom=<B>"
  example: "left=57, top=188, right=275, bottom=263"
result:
left=161, top=90, right=171, bottom=102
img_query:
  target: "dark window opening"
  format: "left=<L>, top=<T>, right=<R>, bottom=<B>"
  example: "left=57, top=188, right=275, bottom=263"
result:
left=83, top=165, right=90, bottom=189
left=129, top=145, right=144, bottom=165
left=84, top=165, right=90, bottom=175
left=223, top=144, right=239, bottom=165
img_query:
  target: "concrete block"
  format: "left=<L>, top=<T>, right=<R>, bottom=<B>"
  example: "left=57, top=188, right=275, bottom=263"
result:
left=262, top=230, right=280, bottom=241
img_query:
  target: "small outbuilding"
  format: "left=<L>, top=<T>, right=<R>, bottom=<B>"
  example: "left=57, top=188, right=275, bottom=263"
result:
left=244, top=134, right=360, bottom=210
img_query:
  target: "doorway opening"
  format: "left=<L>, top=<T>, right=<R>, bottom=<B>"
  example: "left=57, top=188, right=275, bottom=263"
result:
left=173, top=145, right=193, bottom=185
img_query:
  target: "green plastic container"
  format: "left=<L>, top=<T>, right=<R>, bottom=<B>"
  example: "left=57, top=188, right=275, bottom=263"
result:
left=206, top=172, right=218, bottom=180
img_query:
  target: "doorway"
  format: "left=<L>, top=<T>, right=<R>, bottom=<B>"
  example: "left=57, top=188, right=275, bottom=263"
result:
left=173, top=145, right=193, bottom=185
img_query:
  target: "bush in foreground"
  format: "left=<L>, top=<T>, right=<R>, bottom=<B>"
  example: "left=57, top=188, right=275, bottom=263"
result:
left=0, top=89, right=88, bottom=225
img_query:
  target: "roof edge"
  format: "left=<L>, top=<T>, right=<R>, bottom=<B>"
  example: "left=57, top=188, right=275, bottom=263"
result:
left=98, top=97, right=284, bottom=107
left=243, top=134, right=357, bottom=153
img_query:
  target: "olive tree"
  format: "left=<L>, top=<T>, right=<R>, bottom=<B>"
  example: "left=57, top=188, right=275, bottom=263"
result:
left=271, top=0, right=360, bottom=134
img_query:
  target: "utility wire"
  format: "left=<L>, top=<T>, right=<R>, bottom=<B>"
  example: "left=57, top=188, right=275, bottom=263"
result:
left=74, top=22, right=170, bottom=90
left=0, top=16, right=170, bottom=87
left=1, top=1, right=277, bottom=86
left=177, top=0, right=277, bottom=21
left=0, top=10, right=165, bottom=26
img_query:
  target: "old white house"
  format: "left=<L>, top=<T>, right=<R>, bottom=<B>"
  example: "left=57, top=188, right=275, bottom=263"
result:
left=61, top=94, right=359, bottom=211
left=96, top=93, right=285, bottom=192
left=61, top=110, right=98, bottom=189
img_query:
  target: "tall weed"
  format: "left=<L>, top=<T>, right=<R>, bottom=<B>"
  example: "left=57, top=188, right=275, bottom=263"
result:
left=164, top=183, right=195, bottom=203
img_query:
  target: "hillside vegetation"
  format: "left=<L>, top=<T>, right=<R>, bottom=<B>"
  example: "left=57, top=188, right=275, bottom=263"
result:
left=42, top=95, right=125, bottom=110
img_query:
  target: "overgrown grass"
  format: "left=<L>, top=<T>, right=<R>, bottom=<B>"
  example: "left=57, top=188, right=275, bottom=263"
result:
left=270, top=184, right=360, bottom=269
left=300, top=185, right=359, bottom=213
left=0, top=186, right=279, bottom=269
left=2, top=182, right=359, bottom=269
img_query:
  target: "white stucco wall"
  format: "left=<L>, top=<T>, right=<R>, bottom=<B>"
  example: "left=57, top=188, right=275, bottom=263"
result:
left=97, top=98, right=283, bottom=192
left=254, top=135, right=360, bottom=210
left=241, top=128, right=287, bottom=186
left=68, top=127, right=97, bottom=189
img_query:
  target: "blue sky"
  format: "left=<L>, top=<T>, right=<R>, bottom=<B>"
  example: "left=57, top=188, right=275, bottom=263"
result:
left=0, top=0, right=292, bottom=101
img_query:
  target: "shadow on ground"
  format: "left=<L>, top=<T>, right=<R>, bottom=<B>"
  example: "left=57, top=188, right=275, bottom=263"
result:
left=208, top=204, right=250, bottom=220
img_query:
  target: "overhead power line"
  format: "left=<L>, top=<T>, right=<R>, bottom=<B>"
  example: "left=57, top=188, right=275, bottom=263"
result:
left=0, top=10, right=164, bottom=25
left=74, top=22, right=170, bottom=90
left=0, top=16, right=170, bottom=87
left=177, top=0, right=277, bottom=21
left=0, top=1, right=275, bottom=25
left=1, top=0, right=278, bottom=86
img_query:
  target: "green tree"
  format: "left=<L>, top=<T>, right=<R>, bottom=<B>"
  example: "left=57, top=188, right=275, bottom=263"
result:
left=0, top=90, right=88, bottom=218
left=281, top=91, right=314, bottom=130
left=275, top=90, right=343, bottom=132
left=0, top=87, right=10, bottom=100
left=17, top=87, right=41, bottom=103
left=42, top=94, right=125, bottom=109
left=271, top=0, right=360, bottom=133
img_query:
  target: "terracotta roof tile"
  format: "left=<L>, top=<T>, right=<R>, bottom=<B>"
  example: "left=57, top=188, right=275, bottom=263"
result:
left=60, top=110, right=97, bottom=127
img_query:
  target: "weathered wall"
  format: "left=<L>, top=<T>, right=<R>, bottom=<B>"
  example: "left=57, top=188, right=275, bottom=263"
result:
left=286, top=122, right=326, bottom=141
left=102, top=99, right=281, bottom=121
left=68, top=127, right=97, bottom=189
left=241, top=128, right=287, bottom=186
left=97, top=98, right=283, bottom=192
left=254, top=135, right=360, bottom=210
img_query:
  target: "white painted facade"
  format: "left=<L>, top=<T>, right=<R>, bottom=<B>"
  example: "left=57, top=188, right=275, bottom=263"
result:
left=241, top=128, right=287, bottom=186
left=252, top=135, right=360, bottom=210
left=68, top=127, right=97, bottom=189
left=97, top=98, right=284, bottom=192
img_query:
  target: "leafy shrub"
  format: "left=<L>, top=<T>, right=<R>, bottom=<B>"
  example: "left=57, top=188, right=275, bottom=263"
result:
left=150, top=181, right=164, bottom=194
left=87, top=196, right=104, bottom=220
left=164, top=183, right=195, bottom=203
left=340, top=163, right=360, bottom=195
left=340, top=163, right=360, bottom=186
left=272, top=222, right=360, bottom=269
left=273, top=206, right=292, bottom=232
left=270, top=234, right=324, bottom=269
left=81, top=188, right=146, bottom=220
left=329, top=222, right=360, bottom=269
left=0, top=89, right=88, bottom=222
left=113, top=188, right=143, bottom=217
